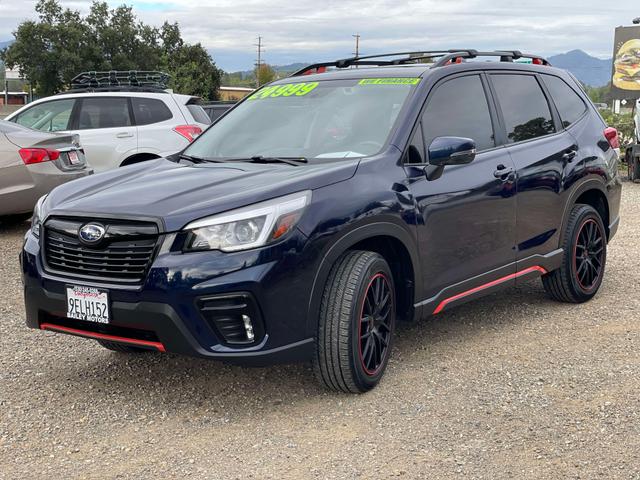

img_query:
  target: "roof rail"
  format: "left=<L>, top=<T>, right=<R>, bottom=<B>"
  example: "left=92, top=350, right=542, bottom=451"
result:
left=68, top=70, right=171, bottom=93
left=290, top=49, right=550, bottom=76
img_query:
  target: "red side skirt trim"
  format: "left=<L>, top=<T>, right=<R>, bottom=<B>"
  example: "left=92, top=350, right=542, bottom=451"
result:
left=40, top=323, right=166, bottom=352
left=432, top=265, right=547, bottom=315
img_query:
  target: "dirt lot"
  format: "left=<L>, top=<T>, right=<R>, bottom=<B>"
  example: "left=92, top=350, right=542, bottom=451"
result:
left=1, top=183, right=639, bottom=480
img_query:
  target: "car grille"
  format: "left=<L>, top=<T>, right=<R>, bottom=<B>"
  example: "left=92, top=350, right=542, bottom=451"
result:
left=43, top=217, right=159, bottom=284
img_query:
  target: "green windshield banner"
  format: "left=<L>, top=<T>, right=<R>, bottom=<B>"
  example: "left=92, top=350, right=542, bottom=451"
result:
left=358, top=78, right=421, bottom=85
left=249, top=82, right=319, bottom=100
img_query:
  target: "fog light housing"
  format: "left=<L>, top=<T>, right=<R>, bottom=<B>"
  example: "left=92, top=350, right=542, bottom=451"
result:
left=196, top=293, right=264, bottom=346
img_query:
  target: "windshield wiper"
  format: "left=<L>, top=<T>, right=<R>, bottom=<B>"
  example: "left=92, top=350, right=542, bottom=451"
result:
left=179, top=154, right=224, bottom=164
left=248, top=155, right=308, bottom=166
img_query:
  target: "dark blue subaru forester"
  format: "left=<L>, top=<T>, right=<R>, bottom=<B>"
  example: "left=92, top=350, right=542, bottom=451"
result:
left=22, top=50, right=622, bottom=392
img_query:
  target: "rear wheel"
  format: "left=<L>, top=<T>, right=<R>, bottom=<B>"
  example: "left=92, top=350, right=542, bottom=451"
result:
left=313, top=251, right=395, bottom=393
left=632, top=156, right=640, bottom=182
left=542, top=204, right=606, bottom=303
left=97, top=340, right=148, bottom=353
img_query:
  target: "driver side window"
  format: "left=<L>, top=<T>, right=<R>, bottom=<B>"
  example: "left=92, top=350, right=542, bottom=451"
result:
left=421, top=75, right=495, bottom=155
left=14, top=99, right=76, bottom=132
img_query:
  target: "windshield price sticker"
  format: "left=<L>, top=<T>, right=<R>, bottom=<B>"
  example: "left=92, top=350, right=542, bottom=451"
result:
left=358, top=78, right=421, bottom=85
left=250, top=82, right=319, bottom=100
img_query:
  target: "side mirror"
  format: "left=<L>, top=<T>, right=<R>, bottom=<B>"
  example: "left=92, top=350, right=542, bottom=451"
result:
left=428, top=136, right=476, bottom=166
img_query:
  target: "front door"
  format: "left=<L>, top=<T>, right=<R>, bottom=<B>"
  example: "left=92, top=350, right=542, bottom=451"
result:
left=406, top=73, right=518, bottom=309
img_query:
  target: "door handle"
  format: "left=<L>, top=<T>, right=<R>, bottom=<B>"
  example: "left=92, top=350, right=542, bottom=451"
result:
left=493, top=164, right=515, bottom=179
left=116, top=132, right=134, bottom=138
left=562, top=149, right=577, bottom=162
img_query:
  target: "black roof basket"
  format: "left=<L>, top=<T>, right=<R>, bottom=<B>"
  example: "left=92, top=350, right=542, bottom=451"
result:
left=68, top=70, right=171, bottom=93
left=291, top=49, right=551, bottom=76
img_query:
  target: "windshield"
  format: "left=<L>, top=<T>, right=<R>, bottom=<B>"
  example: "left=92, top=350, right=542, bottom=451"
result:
left=184, top=77, right=420, bottom=160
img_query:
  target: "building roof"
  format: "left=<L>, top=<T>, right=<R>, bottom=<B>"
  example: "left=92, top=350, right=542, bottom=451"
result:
left=219, top=86, right=255, bottom=92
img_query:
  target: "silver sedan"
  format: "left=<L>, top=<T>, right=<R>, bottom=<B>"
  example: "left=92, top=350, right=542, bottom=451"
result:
left=0, top=120, right=92, bottom=216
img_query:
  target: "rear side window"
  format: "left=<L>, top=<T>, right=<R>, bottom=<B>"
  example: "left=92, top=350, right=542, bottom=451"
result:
left=186, top=104, right=211, bottom=124
left=13, top=99, right=75, bottom=132
left=132, top=97, right=173, bottom=125
left=491, top=74, right=555, bottom=143
left=421, top=75, right=495, bottom=152
left=77, top=97, right=132, bottom=129
left=542, top=75, right=587, bottom=128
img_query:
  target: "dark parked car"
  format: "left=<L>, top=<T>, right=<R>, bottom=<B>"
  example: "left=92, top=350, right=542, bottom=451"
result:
left=201, top=101, right=235, bottom=122
left=21, top=50, right=622, bottom=393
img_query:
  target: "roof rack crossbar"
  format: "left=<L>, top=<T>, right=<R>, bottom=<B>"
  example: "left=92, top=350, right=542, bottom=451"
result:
left=432, top=51, right=550, bottom=67
left=291, top=49, right=550, bottom=77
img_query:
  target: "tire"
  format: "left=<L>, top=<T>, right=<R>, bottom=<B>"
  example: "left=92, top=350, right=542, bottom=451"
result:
left=313, top=250, right=396, bottom=393
left=542, top=204, right=607, bottom=303
left=97, top=340, right=148, bottom=353
left=632, top=156, right=640, bottom=183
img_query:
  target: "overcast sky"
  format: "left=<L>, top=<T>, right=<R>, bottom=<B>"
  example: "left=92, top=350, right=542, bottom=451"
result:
left=0, top=0, right=636, bottom=71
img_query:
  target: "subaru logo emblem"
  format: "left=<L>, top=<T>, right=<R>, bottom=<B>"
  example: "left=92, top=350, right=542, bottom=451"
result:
left=78, top=223, right=106, bottom=244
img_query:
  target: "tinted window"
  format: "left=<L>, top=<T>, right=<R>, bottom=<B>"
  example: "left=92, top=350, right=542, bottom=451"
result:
left=13, top=99, right=75, bottom=132
left=187, top=104, right=211, bottom=124
left=491, top=74, right=555, bottom=143
left=421, top=75, right=495, bottom=152
left=405, top=125, right=426, bottom=164
left=542, top=75, right=587, bottom=127
left=132, top=97, right=173, bottom=125
left=77, top=97, right=132, bottom=129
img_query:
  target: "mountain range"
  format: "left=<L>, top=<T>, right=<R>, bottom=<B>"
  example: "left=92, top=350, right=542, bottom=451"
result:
left=0, top=39, right=613, bottom=87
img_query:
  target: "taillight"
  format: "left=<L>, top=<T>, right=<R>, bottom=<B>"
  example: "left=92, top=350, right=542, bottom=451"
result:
left=19, top=148, right=60, bottom=165
left=173, top=125, right=202, bottom=142
left=603, top=127, right=620, bottom=149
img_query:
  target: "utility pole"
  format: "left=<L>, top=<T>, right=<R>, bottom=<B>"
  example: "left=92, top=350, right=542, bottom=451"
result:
left=254, top=36, right=264, bottom=88
left=352, top=33, right=360, bottom=58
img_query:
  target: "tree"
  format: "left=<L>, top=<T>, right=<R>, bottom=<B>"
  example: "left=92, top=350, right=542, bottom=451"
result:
left=255, top=64, right=277, bottom=86
left=0, top=0, right=221, bottom=99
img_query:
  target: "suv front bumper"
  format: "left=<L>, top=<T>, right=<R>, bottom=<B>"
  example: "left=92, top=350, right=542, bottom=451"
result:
left=21, top=229, right=317, bottom=366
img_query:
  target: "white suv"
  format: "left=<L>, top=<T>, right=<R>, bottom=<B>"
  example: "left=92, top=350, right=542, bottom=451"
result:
left=6, top=90, right=210, bottom=172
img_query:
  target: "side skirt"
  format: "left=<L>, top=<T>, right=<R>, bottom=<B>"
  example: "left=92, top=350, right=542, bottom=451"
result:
left=415, top=249, right=563, bottom=316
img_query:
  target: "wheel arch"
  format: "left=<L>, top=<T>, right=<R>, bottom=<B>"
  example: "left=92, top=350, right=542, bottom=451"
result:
left=120, top=152, right=161, bottom=167
left=306, top=221, right=422, bottom=336
left=559, top=179, right=610, bottom=245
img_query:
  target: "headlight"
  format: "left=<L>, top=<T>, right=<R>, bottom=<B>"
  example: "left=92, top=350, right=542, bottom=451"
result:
left=31, top=194, right=48, bottom=238
left=183, top=191, right=312, bottom=252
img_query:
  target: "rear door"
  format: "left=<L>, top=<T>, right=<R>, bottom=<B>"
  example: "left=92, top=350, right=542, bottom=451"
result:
left=407, top=73, right=518, bottom=304
left=488, top=73, right=579, bottom=263
left=132, top=96, right=183, bottom=157
left=71, top=96, right=137, bottom=172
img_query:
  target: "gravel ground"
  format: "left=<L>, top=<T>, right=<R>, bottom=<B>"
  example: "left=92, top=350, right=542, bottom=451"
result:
left=1, top=183, right=639, bottom=480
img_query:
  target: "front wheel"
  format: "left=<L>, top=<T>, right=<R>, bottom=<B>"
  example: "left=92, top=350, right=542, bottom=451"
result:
left=542, top=204, right=607, bottom=303
left=313, top=251, right=396, bottom=393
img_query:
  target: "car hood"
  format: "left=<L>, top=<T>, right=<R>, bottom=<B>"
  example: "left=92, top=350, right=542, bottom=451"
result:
left=45, top=158, right=359, bottom=231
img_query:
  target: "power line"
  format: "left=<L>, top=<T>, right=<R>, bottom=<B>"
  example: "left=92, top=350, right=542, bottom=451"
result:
left=352, top=33, right=360, bottom=58
left=254, top=36, right=265, bottom=88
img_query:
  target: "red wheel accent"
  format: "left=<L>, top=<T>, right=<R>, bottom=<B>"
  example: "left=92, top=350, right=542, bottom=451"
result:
left=357, top=273, right=393, bottom=376
left=572, top=218, right=604, bottom=292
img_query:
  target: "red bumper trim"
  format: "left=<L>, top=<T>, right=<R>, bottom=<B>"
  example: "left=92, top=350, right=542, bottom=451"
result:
left=432, top=265, right=547, bottom=314
left=39, top=323, right=166, bottom=352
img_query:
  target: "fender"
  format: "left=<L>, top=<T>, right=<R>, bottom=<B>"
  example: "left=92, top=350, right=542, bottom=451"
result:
left=305, top=219, right=422, bottom=336
left=557, top=176, right=608, bottom=247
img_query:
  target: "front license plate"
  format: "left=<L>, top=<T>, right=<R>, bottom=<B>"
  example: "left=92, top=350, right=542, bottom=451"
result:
left=66, top=285, right=110, bottom=323
left=67, top=150, right=80, bottom=165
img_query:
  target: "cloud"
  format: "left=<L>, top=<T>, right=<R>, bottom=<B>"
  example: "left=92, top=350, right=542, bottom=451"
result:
left=0, top=0, right=634, bottom=71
